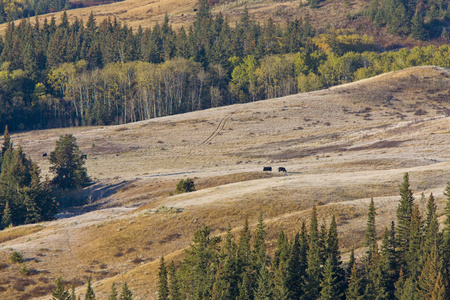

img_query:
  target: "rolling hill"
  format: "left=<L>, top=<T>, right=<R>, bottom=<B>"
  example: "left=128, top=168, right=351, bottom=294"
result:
left=0, top=65, right=449, bottom=299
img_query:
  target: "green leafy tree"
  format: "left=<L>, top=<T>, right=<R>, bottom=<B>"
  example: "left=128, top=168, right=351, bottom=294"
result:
left=49, top=134, right=90, bottom=189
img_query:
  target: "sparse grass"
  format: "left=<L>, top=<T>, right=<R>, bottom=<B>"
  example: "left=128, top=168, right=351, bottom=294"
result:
left=0, top=225, right=44, bottom=244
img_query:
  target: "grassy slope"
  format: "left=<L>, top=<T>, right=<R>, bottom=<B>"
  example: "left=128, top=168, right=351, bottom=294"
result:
left=0, top=66, right=449, bottom=299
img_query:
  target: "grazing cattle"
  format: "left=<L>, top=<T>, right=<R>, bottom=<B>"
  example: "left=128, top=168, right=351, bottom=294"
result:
left=263, top=167, right=272, bottom=172
left=42, top=153, right=47, bottom=157
left=278, top=167, right=287, bottom=173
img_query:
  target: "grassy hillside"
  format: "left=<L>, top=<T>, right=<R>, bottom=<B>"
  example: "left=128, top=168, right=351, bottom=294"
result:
left=0, top=66, right=449, bottom=299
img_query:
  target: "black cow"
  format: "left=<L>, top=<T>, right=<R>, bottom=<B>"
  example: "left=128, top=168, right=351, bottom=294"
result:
left=263, top=167, right=272, bottom=172
left=278, top=167, right=287, bottom=173
left=42, top=153, right=48, bottom=157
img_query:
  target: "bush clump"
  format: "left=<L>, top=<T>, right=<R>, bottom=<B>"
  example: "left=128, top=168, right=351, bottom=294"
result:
left=176, top=178, right=196, bottom=194
left=10, top=251, right=23, bottom=263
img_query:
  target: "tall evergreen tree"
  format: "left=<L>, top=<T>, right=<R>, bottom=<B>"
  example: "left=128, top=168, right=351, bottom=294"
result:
left=319, top=255, right=341, bottom=300
left=49, top=134, right=90, bottom=189
left=52, top=277, right=70, bottom=300
left=158, top=256, right=169, bottom=300
left=168, top=261, right=181, bottom=300
left=108, top=282, right=118, bottom=300
left=119, top=282, right=133, bottom=300
left=396, top=172, right=414, bottom=267
left=365, top=198, right=378, bottom=258
left=302, top=205, right=322, bottom=299
left=84, top=277, right=95, bottom=300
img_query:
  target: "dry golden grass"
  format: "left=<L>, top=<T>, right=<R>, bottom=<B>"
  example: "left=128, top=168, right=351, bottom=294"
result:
left=0, top=225, right=44, bottom=244
left=1, top=66, right=449, bottom=299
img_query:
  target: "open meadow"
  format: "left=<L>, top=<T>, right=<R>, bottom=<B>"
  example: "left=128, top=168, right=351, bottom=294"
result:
left=0, top=65, right=449, bottom=299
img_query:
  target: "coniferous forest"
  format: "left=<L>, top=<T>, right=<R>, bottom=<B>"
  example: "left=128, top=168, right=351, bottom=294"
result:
left=53, top=175, right=450, bottom=300
left=153, top=174, right=450, bottom=300
left=0, top=0, right=449, bottom=132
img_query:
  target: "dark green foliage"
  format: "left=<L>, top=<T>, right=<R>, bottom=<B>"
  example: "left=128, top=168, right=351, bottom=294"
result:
left=119, top=282, right=133, bottom=300
left=396, top=172, right=414, bottom=268
left=365, top=198, right=377, bottom=257
left=85, top=277, right=95, bottom=300
left=177, top=226, right=221, bottom=299
left=176, top=178, right=196, bottom=194
left=52, top=277, right=70, bottom=300
left=10, top=250, right=23, bottom=263
left=410, top=13, right=428, bottom=40
left=346, top=264, right=363, bottom=300
left=319, top=256, right=342, bottom=300
left=49, top=134, right=90, bottom=190
left=158, top=256, right=169, bottom=300
left=168, top=261, right=181, bottom=300
left=303, top=205, right=322, bottom=299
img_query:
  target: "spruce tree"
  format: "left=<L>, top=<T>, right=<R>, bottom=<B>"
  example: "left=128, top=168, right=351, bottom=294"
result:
left=70, top=283, right=77, bottom=300
left=49, top=134, right=90, bottom=189
left=168, top=261, right=181, bottom=300
left=253, top=213, right=267, bottom=270
left=319, top=255, right=341, bottom=300
left=254, top=262, right=272, bottom=300
left=407, top=205, right=422, bottom=278
left=410, top=12, right=427, bottom=41
left=2, top=201, right=12, bottom=228
left=396, top=172, right=414, bottom=268
left=416, top=250, right=443, bottom=300
left=238, top=272, right=251, bottom=300
left=119, top=282, right=133, bottom=300
left=52, top=277, right=70, bottom=300
left=158, top=256, right=169, bottom=300
left=346, top=264, right=363, bottom=300
left=365, top=199, right=377, bottom=258
left=302, top=205, right=322, bottom=299
left=109, top=283, right=118, bottom=300
left=84, top=277, right=95, bottom=300
left=441, top=182, right=450, bottom=298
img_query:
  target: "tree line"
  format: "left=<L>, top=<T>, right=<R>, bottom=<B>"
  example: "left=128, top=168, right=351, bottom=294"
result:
left=0, top=0, right=449, bottom=131
left=155, top=174, right=450, bottom=300
left=0, top=128, right=90, bottom=229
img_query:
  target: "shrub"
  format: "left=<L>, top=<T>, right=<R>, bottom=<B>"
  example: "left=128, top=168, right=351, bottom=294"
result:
left=10, top=251, right=23, bottom=263
left=176, top=178, right=196, bottom=194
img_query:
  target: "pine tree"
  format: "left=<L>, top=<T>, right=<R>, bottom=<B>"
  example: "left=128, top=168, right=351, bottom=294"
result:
left=319, top=255, right=341, bottom=300
left=410, top=12, right=427, bottom=41
left=254, top=262, right=272, bottom=300
left=168, top=261, right=181, bottom=300
left=238, top=271, right=251, bottom=300
left=2, top=201, right=12, bottom=228
left=302, top=205, right=322, bottom=299
left=70, top=283, right=77, bottom=300
left=407, top=205, right=422, bottom=278
left=423, top=193, right=440, bottom=259
left=253, top=213, right=267, bottom=270
left=52, top=277, right=70, bottom=300
left=158, top=256, right=169, bottom=300
left=327, top=215, right=344, bottom=296
left=1, top=125, right=11, bottom=158
left=346, top=264, right=363, bottom=300
left=84, top=277, right=95, bottom=300
left=49, top=134, right=90, bottom=189
left=365, top=199, right=377, bottom=258
left=287, top=231, right=305, bottom=299
left=416, top=250, right=443, bottom=300
left=119, top=282, right=133, bottom=300
left=441, top=182, right=450, bottom=298
left=396, top=172, right=414, bottom=268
